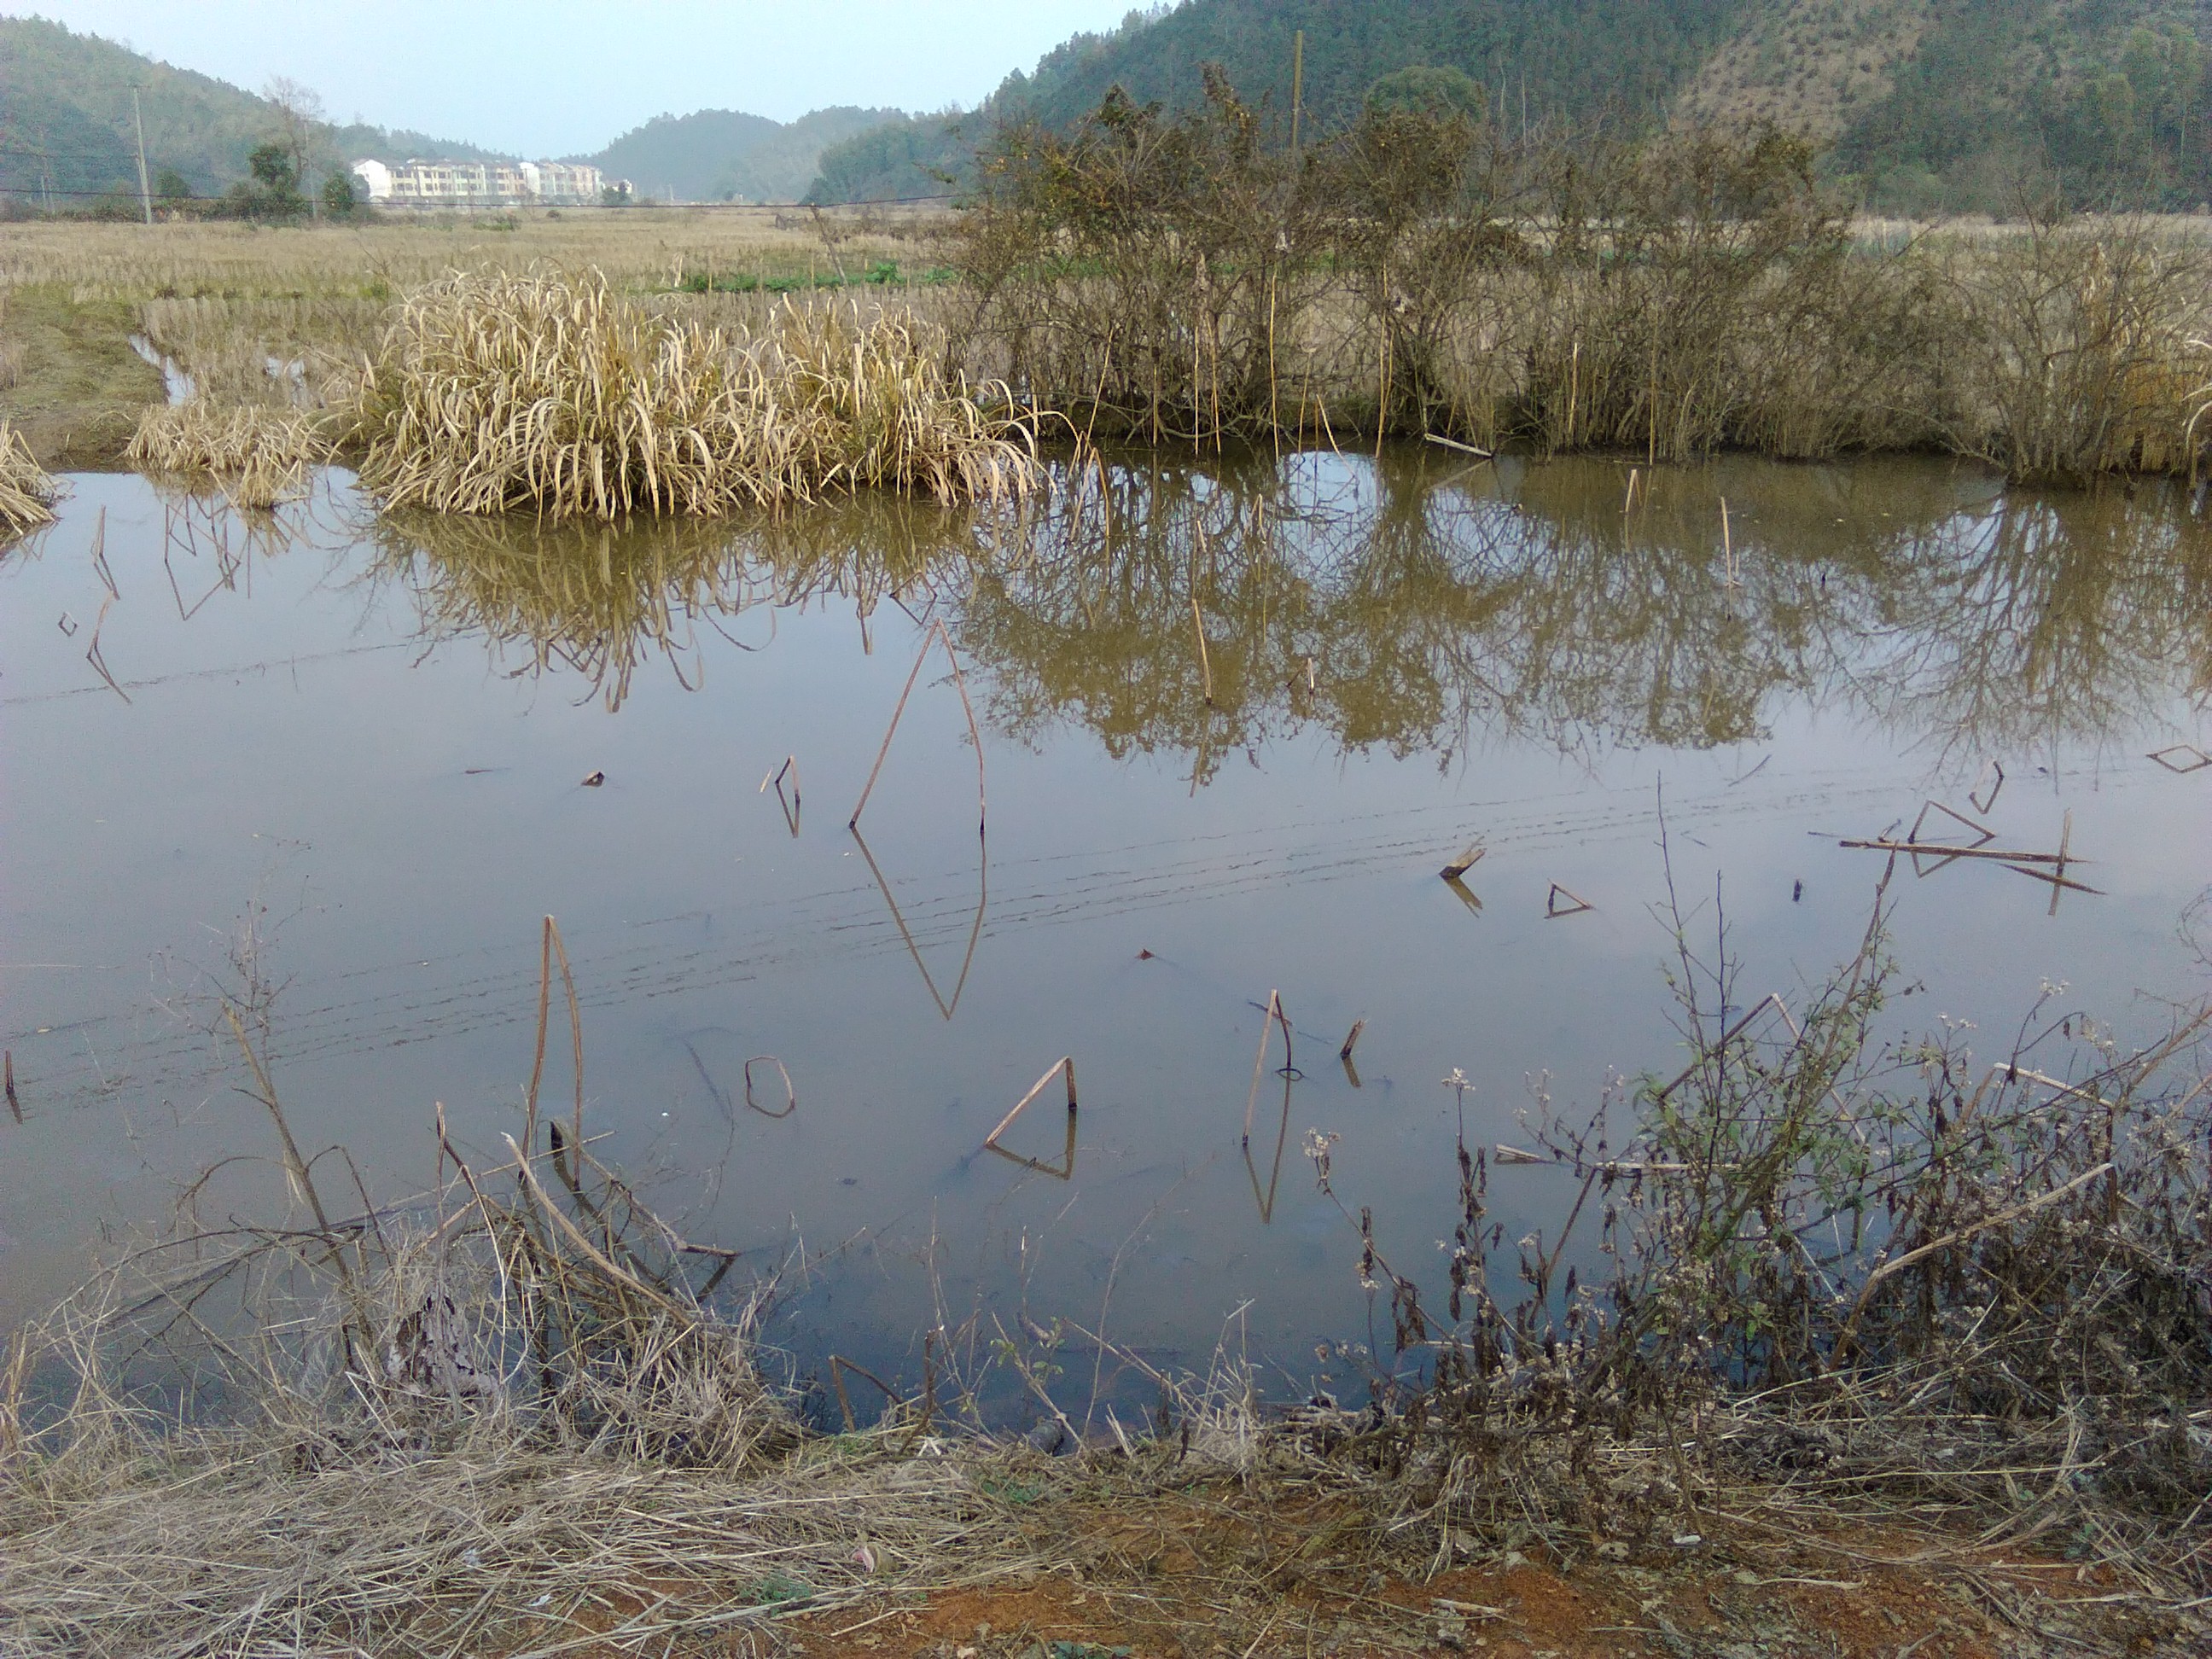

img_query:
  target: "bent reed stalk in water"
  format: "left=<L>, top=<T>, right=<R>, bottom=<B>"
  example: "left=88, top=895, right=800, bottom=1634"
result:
left=0, top=421, right=59, bottom=538
left=351, top=270, right=1038, bottom=520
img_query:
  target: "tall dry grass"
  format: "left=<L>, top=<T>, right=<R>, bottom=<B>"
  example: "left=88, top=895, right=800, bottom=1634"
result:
left=352, top=271, right=1035, bottom=519
left=0, top=420, right=59, bottom=537
left=125, top=400, right=335, bottom=509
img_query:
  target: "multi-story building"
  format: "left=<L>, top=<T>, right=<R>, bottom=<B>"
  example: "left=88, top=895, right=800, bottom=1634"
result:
left=350, top=157, right=614, bottom=207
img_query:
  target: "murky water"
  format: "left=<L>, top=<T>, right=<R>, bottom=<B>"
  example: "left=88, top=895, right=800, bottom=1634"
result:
left=3, top=448, right=2208, bottom=1400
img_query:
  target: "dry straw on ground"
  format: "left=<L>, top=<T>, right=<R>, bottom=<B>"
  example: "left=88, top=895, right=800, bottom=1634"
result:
left=348, top=271, right=1034, bottom=520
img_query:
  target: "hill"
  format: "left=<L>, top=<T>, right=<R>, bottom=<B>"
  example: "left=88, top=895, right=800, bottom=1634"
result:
left=806, top=0, right=2212, bottom=211
left=807, top=0, right=1751, bottom=202
left=0, top=15, right=502, bottom=206
left=580, top=105, right=901, bottom=203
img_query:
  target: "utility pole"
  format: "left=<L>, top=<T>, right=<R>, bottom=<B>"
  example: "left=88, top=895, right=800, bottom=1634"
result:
left=131, top=85, right=152, bottom=224
left=1289, top=30, right=1305, bottom=161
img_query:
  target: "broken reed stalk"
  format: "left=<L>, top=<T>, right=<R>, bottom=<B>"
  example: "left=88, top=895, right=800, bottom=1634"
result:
left=223, top=1004, right=332, bottom=1232
left=1242, top=992, right=1294, bottom=1144
left=1191, top=595, right=1214, bottom=706
left=522, top=914, right=586, bottom=1159
left=4, top=1049, right=18, bottom=1124
left=760, top=755, right=801, bottom=835
left=1440, top=844, right=1484, bottom=880
left=829, top=1354, right=903, bottom=1434
left=742, top=1056, right=796, bottom=1118
left=1545, top=882, right=1594, bottom=917
left=759, top=754, right=800, bottom=809
left=1339, top=1020, right=1365, bottom=1062
left=2048, top=806, right=2075, bottom=917
left=848, top=823, right=987, bottom=1022
left=1423, top=432, right=1492, bottom=459
left=847, top=618, right=986, bottom=835
left=79, top=508, right=129, bottom=705
left=984, top=1057, right=1079, bottom=1150
left=1838, top=839, right=2081, bottom=864
left=83, top=593, right=129, bottom=705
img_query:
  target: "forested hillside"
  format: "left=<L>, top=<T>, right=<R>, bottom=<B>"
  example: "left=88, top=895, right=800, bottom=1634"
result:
left=0, top=16, right=498, bottom=206
left=582, top=106, right=903, bottom=202
left=808, top=0, right=2212, bottom=211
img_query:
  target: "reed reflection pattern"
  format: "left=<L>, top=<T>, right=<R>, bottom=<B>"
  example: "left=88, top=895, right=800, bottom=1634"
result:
left=370, top=447, right=2212, bottom=765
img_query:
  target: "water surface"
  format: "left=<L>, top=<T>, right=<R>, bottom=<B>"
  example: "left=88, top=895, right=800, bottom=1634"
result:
left=3, top=447, right=2208, bottom=1401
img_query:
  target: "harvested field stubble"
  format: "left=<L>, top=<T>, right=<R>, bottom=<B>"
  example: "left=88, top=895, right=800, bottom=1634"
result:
left=352, top=271, right=1036, bottom=518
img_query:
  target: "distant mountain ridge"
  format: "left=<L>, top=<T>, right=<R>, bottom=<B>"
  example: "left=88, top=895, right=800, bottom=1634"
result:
left=576, top=106, right=904, bottom=203
left=807, top=0, right=2212, bottom=212
left=0, top=15, right=502, bottom=204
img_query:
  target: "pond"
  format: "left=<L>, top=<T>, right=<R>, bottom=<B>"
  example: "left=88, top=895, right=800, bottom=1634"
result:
left=3, top=446, right=2208, bottom=1408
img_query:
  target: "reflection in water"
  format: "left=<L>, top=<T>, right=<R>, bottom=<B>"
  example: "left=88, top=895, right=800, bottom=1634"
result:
left=369, top=495, right=990, bottom=710
left=850, top=825, right=987, bottom=1022
left=366, top=446, right=2212, bottom=760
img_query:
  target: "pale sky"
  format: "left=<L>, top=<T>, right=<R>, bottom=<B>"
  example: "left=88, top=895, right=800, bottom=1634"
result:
left=17, top=1, right=1145, bottom=155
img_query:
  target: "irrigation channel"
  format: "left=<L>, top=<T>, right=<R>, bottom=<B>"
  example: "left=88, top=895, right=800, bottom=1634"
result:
left=3, top=445, right=2209, bottom=1418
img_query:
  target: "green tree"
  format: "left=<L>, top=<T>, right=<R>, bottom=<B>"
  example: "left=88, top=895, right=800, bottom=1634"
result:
left=1365, top=64, right=1487, bottom=122
left=321, top=170, right=358, bottom=216
left=153, top=166, right=191, bottom=201
left=225, top=141, right=304, bottom=218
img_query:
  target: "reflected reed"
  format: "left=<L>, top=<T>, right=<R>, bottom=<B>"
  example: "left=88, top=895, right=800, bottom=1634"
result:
left=368, top=446, right=2212, bottom=753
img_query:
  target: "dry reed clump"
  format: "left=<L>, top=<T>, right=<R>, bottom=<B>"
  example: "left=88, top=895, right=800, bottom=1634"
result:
left=125, top=399, right=335, bottom=509
left=350, top=270, right=1036, bottom=520
left=0, top=420, right=60, bottom=538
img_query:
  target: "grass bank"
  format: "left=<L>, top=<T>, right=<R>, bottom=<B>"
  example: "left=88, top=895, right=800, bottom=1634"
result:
left=0, top=284, right=163, bottom=468
left=15, top=133, right=2212, bottom=495
left=2, top=901, right=2203, bottom=1656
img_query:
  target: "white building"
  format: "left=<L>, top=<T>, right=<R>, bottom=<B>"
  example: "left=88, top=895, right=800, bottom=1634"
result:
left=351, top=159, right=393, bottom=201
left=351, top=157, right=608, bottom=207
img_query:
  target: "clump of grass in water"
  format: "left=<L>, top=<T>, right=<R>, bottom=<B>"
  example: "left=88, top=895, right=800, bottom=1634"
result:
left=125, top=399, right=334, bottom=509
left=351, top=269, right=1036, bottom=520
left=0, top=420, right=58, bottom=537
